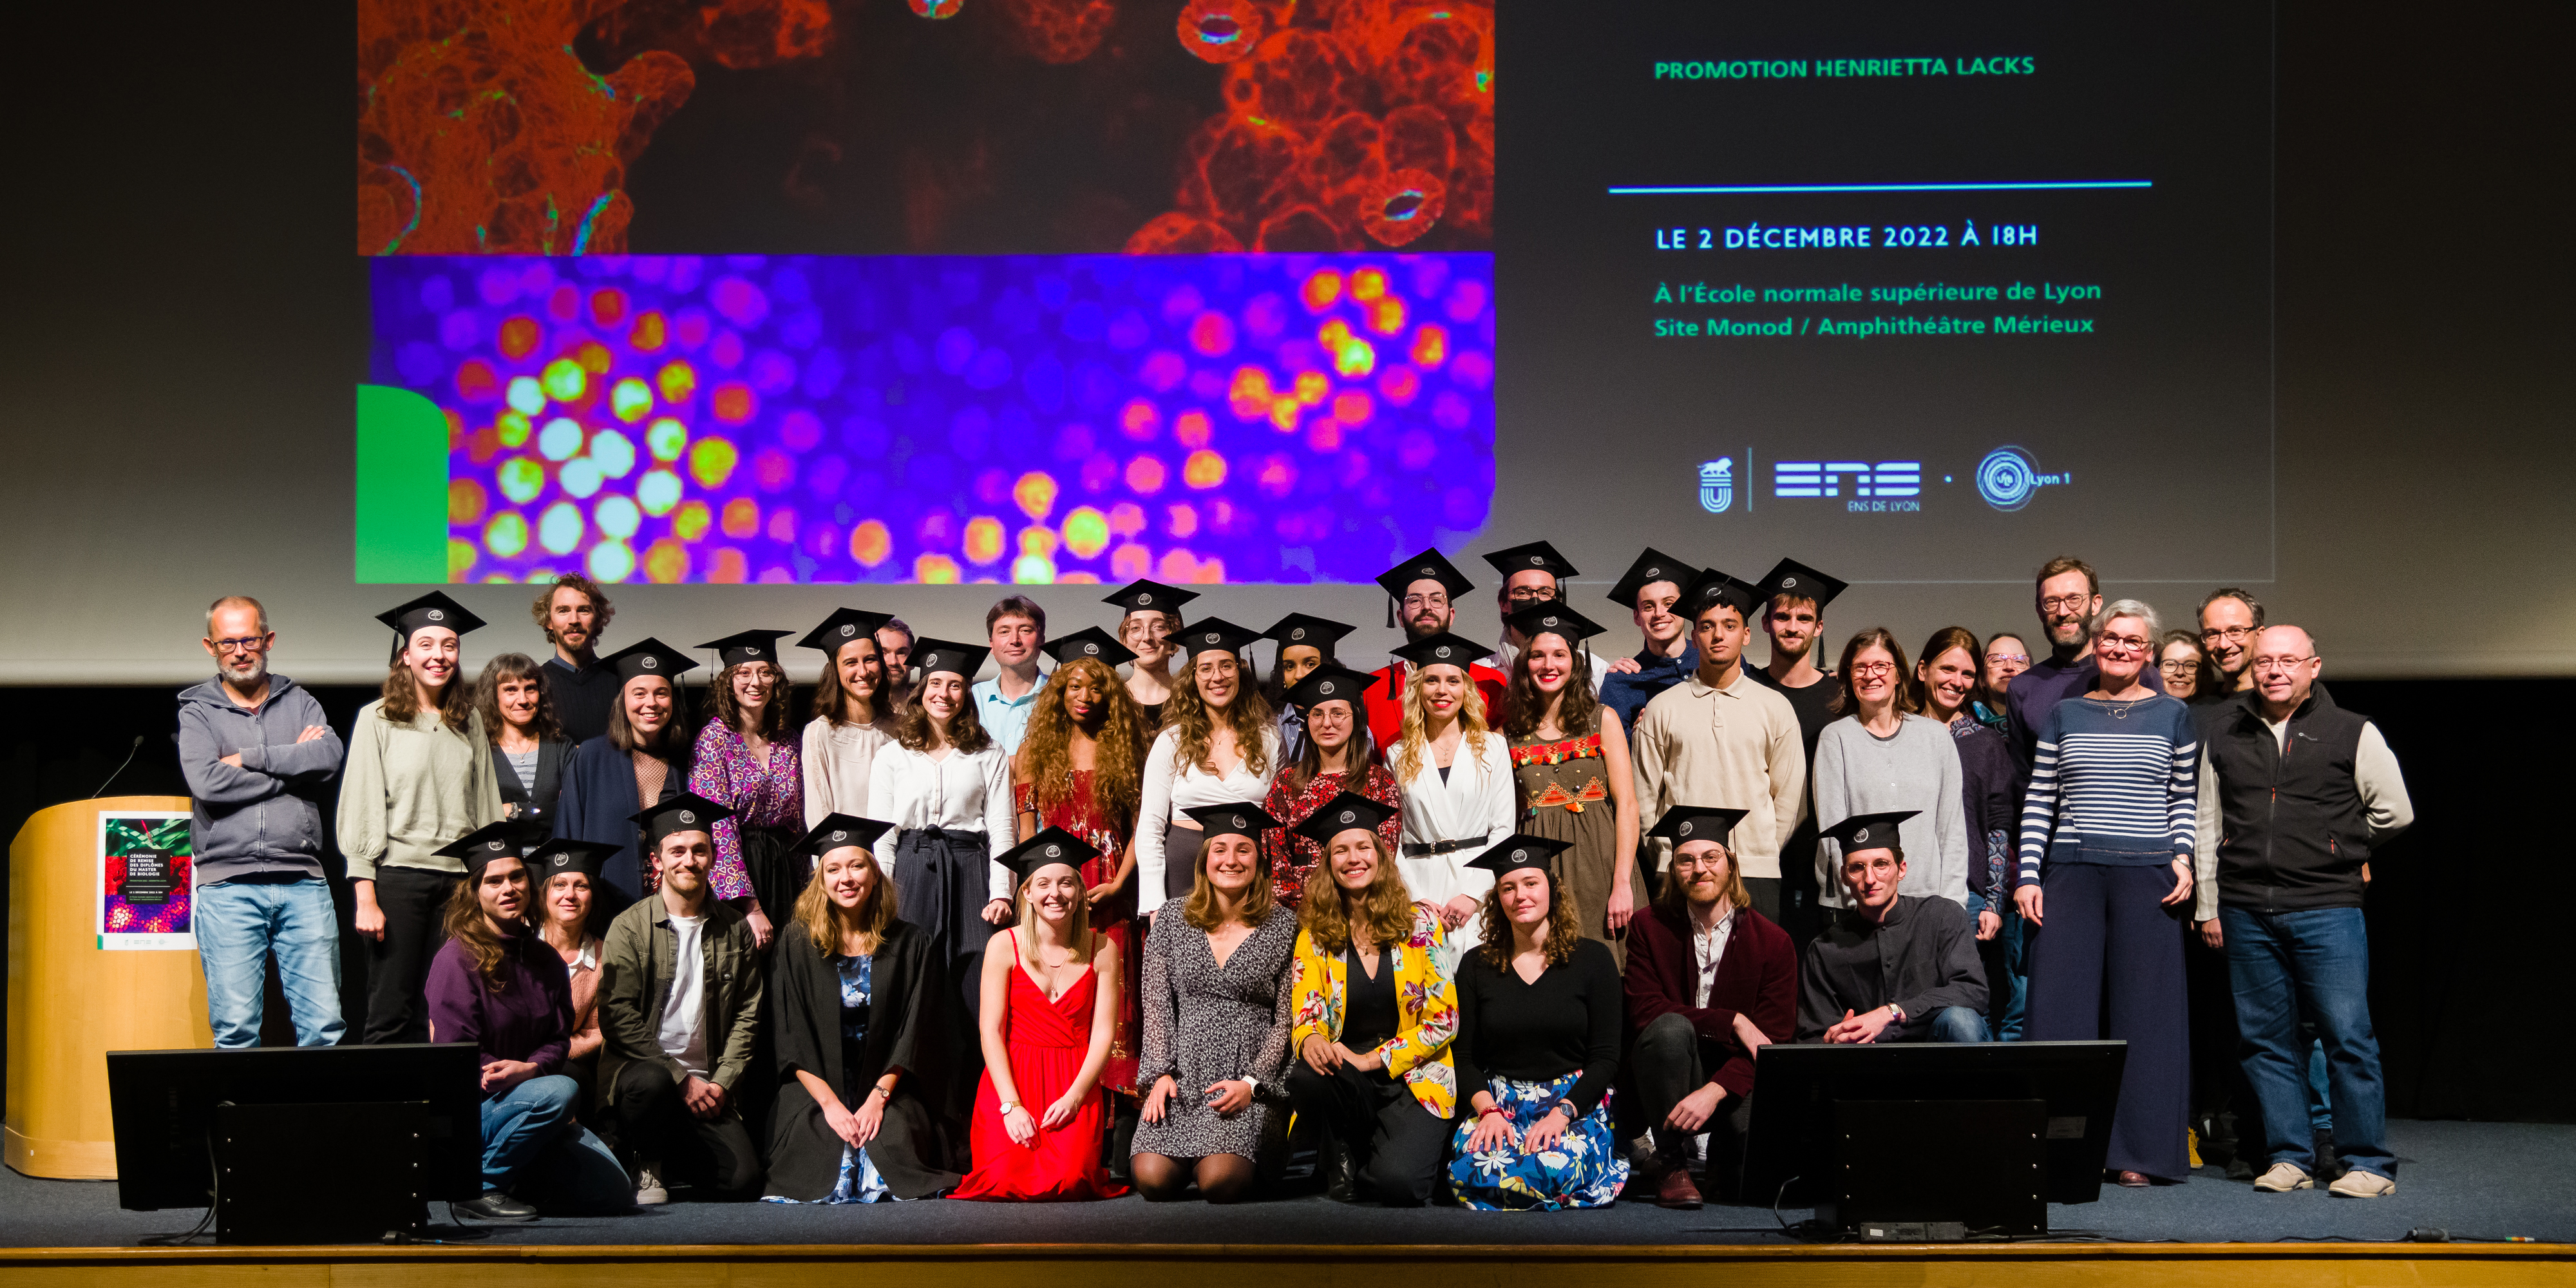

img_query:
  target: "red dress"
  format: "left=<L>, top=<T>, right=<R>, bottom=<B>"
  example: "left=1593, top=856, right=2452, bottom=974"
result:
left=952, top=938, right=1128, bottom=1202
left=1015, top=774, right=1140, bottom=1094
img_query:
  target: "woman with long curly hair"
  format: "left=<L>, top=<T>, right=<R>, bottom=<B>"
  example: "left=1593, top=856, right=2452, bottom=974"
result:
left=1134, top=620, right=1281, bottom=912
left=424, top=822, right=626, bottom=1220
left=1285, top=794, right=1459, bottom=1206
left=1388, top=632, right=1515, bottom=942
left=343, top=592, right=504, bottom=1045
left=1444, top=837, right=1629, bottom=1211
left=687, top=631, right=804, bottom=951
left=1500, top=603, right=1648, bottom=966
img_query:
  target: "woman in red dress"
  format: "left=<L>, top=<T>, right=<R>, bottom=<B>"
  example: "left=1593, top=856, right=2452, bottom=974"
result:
left=952, top=828, right=1128, bottom=1202
left=1261, top=665, right=1402, bottom=907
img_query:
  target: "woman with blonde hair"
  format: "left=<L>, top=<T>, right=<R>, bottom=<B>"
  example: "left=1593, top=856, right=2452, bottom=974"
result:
left=1131, top=806, right=1302, bottom=1203
left=1284, top=794, right=1459, bottom=1206
left=1388, top=632, right=1515, bottom=940
left=1134, top=620, right=1281, bottom=910
left=763, top=815, right=965, bottom=1203
left=952, top=829, right=1128, bottom=1201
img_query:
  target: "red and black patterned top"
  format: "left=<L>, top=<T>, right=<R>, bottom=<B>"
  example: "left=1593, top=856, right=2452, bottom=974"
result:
left=1258, top=761, right=1404, bottom=909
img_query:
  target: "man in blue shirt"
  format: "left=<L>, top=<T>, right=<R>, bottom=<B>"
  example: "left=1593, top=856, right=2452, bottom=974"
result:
left=1599, top=549, right=1701, bottom=734
left=970, top=595, right=1046, bottom=754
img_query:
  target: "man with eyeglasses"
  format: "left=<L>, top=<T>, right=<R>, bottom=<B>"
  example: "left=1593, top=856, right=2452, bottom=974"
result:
left=1364, top=549, right=1510, bottom=751
left=2191, top=627, right=2412, bottom=1198
left=176, top=596, right=348, bottom=1048
left=1475, top=541, right=1612, bottom=693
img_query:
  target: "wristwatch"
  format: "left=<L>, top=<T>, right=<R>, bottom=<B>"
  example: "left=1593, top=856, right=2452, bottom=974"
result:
left=1886, top=1003, right=1907, bottom=1025
left=998, top=1099, right=1023, bottom=1113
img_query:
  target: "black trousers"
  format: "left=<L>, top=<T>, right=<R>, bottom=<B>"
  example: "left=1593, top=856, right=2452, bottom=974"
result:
left=363, top=866, right=459, bottom=1045
left=1629, top=1013, right=1756, bottom=1197
left=610, top=1062, right=764, bottom=1195
left=1741, top=876, right=1782, bottom=927
left=1287, top=1061, right=1449, bottom=1206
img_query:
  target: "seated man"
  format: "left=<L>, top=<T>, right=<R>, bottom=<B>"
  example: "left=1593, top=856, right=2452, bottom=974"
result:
left=598, top=793, right=764, bottom=1204
left=1796, top=811, right=1989, bottom=1045
left=1622, top=806, right=1797, bottom=1209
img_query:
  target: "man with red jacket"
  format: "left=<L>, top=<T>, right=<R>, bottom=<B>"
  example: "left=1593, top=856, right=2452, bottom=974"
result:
left=1622, top=806, right=1797, bottom=1209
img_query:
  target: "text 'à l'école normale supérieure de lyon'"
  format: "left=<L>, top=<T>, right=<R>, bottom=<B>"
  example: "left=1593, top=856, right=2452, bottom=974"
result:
left=1649, top=281, right=2102, bottom=339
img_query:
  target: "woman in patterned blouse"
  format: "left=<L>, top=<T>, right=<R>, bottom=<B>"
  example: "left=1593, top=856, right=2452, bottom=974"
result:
left=688, top=632, right=804, bottom=951
left=1260, top=664, right=1402, bottom=908
left=1499, top=604, right=1646, bottom=965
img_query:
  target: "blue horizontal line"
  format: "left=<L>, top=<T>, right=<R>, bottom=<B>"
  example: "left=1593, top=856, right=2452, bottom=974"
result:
left=1607, top=180, right=2154, bottom=194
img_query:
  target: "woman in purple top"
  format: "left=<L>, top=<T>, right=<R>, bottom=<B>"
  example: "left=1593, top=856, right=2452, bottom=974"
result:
left=425, top=822, right=630, bottom=1221
left=690, top=632, right=805, bottom=951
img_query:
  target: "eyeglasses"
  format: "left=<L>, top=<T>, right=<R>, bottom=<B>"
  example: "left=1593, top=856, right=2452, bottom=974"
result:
left=2157, top=660, right=2200, bottom=676
left=209, top=635, right=270, bottom=654
left=2251, top=656, right=2315, bottom=673
left=2201, top=625, right=2253, bottom=643
left=1399, top=594, right=1449, bottom=610
left=1504, top=586, right=1558, bottom=603
left=2038, top=594, right=2094, bottom=613
left=2096, top=634, right=2150, bottom=656
left=1984, top=652, right=2029, bottom=667
left=1848, top=661, right=1897, bottom=678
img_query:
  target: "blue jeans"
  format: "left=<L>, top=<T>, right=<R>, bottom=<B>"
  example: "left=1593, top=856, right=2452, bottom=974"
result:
left=196, top=877, right=345, bottom=1049
left=2220, top=906, right=2391, bottom=1179
left=481, top=1075, right=629, bottom=1210
left=1886, top=1006, right=1990, bottom=1043
left=1994, top=904, right=2029, bottom=1041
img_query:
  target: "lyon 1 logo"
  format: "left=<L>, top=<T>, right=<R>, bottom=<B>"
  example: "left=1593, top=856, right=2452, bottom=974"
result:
left=1699, top=459, right=1734, bottom=514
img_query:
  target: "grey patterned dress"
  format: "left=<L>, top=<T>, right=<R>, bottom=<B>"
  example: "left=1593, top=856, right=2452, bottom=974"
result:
left=1130, top=900, right=1299, bottom=1161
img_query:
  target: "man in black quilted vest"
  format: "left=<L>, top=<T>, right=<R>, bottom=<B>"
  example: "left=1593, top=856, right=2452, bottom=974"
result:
left=2192, top=626, right=2412, bottom=1198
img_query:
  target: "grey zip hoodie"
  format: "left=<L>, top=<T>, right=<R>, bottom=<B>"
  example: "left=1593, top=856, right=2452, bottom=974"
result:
left=176, top=674, right=344, bottom=883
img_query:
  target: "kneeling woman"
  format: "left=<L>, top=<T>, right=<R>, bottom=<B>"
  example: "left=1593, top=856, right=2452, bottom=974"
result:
left=952, top=829, right=1128, bottom=1201
left=1447, top=836, right=1630, bottom=1210
left=426, top=823, right=629, bottom=1221
left=1286, top=794, right=1459, bottom=1206
left=1132, top=805, right=1301, bottom=1203
left=765, top=814, right=967, bottom=1203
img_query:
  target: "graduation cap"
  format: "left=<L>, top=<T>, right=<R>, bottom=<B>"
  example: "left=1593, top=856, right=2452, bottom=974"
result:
left=1482, top=540, right=1578, bottom=582
left=377, top=591, right=486, bottom=661
left=1464, top=832, right=1577, bottom=877
left=1042, top=626, right=1137, bottom=668
left=1819, top=810, right=1918, bottom=854
left=597, top=638, right=699, bottom=685
left=1102, top=579, right=1199, bottom=616
left=907, top=638, right=989, bottom=681
left=1506, top=602, right=1609, bottom=645
left=631, top=791, right=734, bottom=846
left=994, top=826, right=1103, bottom=884
left=793, top=813, right=896, bottom=857
left=1680, top=568, right=1763, bottom=623
left=797, top=609, right=896, bottom=656
left=1753, top=558, right=1848, bottom=612
left=699, top=629, right=793, bottom=670
left=1293, top=792, right=1397, bottom=845
left=1172, top=617, right=1262, bottom=660
left=1376, top=548, right=1477, bottom=602
left=1180, top=802, right=1284, bottom=841
left=1647, top=805, right=1750, bottom=849
left=1283, top=663, right=1378, bottom=713
left=1389, top=631, right=1488, bottom=671
left=528, top=837, right=619, bottom=881
left=1607, top=549, right=1701, bottom=610
left=1263, top=613, right=1354, bottom=654
left=435, top=820, right=529, bottom=876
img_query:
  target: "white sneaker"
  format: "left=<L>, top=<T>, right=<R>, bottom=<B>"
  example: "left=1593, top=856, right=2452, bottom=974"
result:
left=2328, top=1170, right=2394, bottom=1198
left=634, top=1162, right=670, bottom=1206
left=2252, top=1162, right=2313, bottom=1192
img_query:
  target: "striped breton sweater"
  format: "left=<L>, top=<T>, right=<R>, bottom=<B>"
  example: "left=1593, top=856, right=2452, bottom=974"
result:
left=2015, top=694, right=2197, bottom=888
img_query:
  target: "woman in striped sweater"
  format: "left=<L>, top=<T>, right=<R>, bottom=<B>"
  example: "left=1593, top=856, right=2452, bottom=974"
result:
left=2013, top=599, right=2198, bottom=1187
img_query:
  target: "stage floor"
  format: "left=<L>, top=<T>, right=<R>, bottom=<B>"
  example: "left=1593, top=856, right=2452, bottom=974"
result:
left=6, top=1119, right=2568, bottom=1249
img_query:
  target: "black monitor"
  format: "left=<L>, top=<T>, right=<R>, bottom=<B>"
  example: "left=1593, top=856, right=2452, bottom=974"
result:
left=106, top=1043, right=484, bottom=1211
left=1741, top=1040, right=2126, bottom=1217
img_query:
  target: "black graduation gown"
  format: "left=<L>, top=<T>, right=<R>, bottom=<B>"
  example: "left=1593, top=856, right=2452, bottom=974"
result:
left=554, top=734, right=688, bottom=925
left=1794, top=895, right=1989, bottom=1042
left=766, top=918, right=966, bottom=1200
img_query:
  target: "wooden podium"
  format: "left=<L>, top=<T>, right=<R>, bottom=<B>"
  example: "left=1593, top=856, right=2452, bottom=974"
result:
left=6, top=796, right=212, bottom=1179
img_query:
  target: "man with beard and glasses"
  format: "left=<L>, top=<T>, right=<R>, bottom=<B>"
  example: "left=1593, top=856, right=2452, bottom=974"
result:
left=2002, top=556, right=2165, bottom=782
left=1477, top=541, right=1613, bottom=693
left=1363, top=549, right=1510, bottom=751
left=177, top=596, right=348, bottom=1048
left=535, top=574, right=620, bottom=745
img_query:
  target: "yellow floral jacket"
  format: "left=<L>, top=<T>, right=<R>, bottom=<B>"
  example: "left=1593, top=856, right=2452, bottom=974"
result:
left=1290, top=903, right=1461, bottom=1119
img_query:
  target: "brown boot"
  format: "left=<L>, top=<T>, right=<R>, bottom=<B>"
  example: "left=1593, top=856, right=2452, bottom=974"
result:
left=1656, top=1164, right=1704, bottom=1209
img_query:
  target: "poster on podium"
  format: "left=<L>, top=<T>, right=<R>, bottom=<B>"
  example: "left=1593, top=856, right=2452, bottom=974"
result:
left=97, top=811, right=193, bottom=951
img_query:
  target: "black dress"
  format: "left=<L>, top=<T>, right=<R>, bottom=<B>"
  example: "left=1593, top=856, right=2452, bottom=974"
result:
left=766, top=918, right=967, bottom=1200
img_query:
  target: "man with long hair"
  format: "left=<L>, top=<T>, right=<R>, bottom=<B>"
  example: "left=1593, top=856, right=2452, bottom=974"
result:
left=534, top=574, right=620, bottom=744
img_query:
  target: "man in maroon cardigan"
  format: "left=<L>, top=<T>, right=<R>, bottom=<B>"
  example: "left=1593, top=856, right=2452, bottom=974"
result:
left=1622, top=806, right=1799, bottom=1209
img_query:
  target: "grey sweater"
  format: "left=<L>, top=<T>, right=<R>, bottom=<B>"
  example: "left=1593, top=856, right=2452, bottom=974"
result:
left=1811, top=712, right=1970, bottom=909
left=177, top=675, right=345, bottom=884
left=336, top=698, right=502, bottom=880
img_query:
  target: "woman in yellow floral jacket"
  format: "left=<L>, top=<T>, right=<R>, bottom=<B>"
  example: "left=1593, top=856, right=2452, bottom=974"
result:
left=1284, top=793, right=1460, bottom=1206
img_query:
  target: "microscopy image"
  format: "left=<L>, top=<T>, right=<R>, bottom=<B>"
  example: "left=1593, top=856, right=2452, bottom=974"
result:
left=372, top=252, right=1495, bottom=584
left=358, top=0, right=1493, bottom=254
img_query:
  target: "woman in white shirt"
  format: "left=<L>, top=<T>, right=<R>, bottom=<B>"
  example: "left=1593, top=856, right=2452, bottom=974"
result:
left=1388, top=632, right=1515, bottom=940
left=797, top=608, right=900, bottom=826
left=867, top=639, right=1015, bottom=1027
left=1135, top=619, right=1282, bottom=911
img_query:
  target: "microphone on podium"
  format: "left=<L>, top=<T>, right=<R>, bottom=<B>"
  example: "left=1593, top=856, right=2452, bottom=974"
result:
left=91, top=734, right=146, bottom=799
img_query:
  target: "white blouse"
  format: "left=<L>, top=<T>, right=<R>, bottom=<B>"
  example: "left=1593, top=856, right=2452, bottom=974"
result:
left=800, top=714, right=898, bottom=828
left=1134, top=723, right=1282, bottom=902
left=866, top=743, right=1016, bottom=901
left=1392, top=730, right=1515, bottom=934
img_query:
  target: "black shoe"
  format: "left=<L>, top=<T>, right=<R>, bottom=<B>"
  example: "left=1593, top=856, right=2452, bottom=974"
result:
left=456, top=1191, right=540, bottom=1222
left=2310, top=1130, right=2345, bottom=1184
left=1322, top=1132, right=1357, bottom=1204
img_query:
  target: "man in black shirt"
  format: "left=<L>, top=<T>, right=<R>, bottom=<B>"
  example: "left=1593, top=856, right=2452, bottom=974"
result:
left=1796, top=813, right=1988, bottom=1044
left=533, top=574, right=620, bottom=744
left=1745, top=559, right=1846, bottom=948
